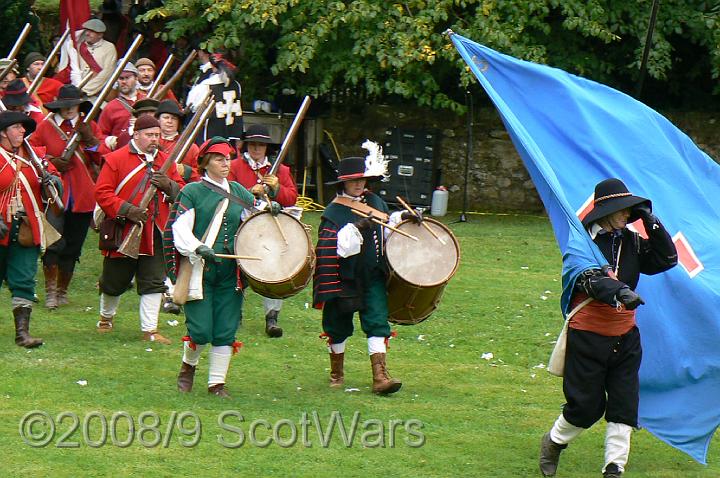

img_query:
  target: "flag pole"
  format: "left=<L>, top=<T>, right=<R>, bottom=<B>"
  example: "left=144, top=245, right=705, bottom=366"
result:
left=635, top=0, right=661, bottom=99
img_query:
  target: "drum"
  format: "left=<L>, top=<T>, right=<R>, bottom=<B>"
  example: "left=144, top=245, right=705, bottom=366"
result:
left=385, top=218, right=460, bottom=325
left=234, top=211, right=315, bottom=299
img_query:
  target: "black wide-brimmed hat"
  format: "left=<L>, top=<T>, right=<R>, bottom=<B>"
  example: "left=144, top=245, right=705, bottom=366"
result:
left=155, top=100, right=184, bottom=119
left=3, top=79, right=32, bottom=107
left=326, top=156, right=381, bottom=185
left=44, top=84, right=92, bottom=114
left=582, top=178, right=651, bottom=227
left=0, top=111, right=36, bottom=135
left=243, top=124, right=275, bottom=144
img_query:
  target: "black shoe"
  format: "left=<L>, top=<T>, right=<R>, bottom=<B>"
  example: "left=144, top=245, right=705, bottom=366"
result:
left=539, top=432, right=567, bottom=477
left=265, top=310, right=283, bottom=338
left=162, top=294, right=182, bottom=315
left=603, top=463, right=622, bottom=478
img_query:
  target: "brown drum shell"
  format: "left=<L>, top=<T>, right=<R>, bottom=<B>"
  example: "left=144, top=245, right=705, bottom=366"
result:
left=234, top=211, right=315, bottom=299
left=385, top=218, right=460, bottom=325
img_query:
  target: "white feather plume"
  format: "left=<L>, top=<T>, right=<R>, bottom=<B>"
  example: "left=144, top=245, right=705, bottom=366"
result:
left=361, top=139, right=390, bottom=181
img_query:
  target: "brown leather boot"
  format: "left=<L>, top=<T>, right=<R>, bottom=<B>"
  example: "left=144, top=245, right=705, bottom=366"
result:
left=13, top=307, right=43, bottom=348
left=43, top=265, right=58, bottom=310
left=329, top=352, right=344, bottom=388
left=56, top=269, right=73, bottom=306
left=96, top=315, right=114, bottom=333
left=539, top=432, right=567, bottom=477
left=208, top=383, right=231, bottom=398
left=265, top=310, right=283, bottom=338
left=143, top=331, right=172, bottom=345
left=370, top=353, right=402, bottom=395
left=177, top=361, right=196, bottom=392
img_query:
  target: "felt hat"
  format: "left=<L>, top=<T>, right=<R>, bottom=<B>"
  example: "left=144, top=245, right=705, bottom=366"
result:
left=243, top=124, right=275, bottom=144
left=326, top=140, right=389, bottom=184
left=2, top=79, right=32, bottom=107
left=0, top=111, right=36, bottom=135
left=82, top=18, right=107, bottom=33
left=155, top=100, right=184, bottom=119
left=198, top=136, right=236, bottom=160
left=132, top=98, right=160, bottom=117
left=120, top=61, right=139, bottom=76
left=134, top=114, right=160, bottom=131
left=0, top=58, right=19, bottom=75
left=44, top=84, right=92, bottom=114
left=581, top=178, right=651, bottom=227
left=135, top=58, right=155, bottom=70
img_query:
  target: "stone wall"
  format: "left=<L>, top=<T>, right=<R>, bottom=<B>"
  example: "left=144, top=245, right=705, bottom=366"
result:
left=322, top=104, right=720, bottom=213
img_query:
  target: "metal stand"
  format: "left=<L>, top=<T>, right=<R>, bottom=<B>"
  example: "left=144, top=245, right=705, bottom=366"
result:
left=452, top=90, right=473, bottom=224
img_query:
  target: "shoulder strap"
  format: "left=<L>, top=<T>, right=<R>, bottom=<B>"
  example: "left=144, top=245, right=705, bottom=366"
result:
left=201, top=178, right=253, bottom=209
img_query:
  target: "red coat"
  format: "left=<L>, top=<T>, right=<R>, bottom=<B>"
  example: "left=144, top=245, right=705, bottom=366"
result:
left=22, top=77, right=64, bottom=104
left=95, top=143, right=184, bottom=258
left=97, top=91, right=147, bottom=147
left=159, top=135, right=200, bottom=183
left=228, top=156, right=298, bottom=207
left=0, top=144, right=57, bottom=247
left=30, top=116, right=110, bottom=213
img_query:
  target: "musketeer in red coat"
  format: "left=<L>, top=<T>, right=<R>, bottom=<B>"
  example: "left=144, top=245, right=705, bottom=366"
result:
left=94, top=115, right=184, bottom=344
left=21, top=52, right=64, bottom=108
left=0, top=111, right=63, bottom=348
left=97, top=62, right=146, bottom=151
left=30, top=85, right=111, bottom=309
left=228, top=123, right=298, bottom=337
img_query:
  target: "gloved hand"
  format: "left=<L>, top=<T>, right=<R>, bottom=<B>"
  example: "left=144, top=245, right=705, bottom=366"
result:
left=262, top=174, right=280, bottom=196
left=41, top=171, right=59, bottom=188
left=75, top=120, right=98, bottom=147
left=354, top=217, right=374, bottom=231
left=401, top=210, right=423, bottom=224
left=633, top=203, right=656, bottom=225
left=125, top=205, right=148, bottom=224
left=0, top=220, right=8, bottom=240
left=195, top=244, right=220, bottom=263
left=49, top=155, right=74, bottom=172
left=269, top=201, right=281, bottom=216
left=616, top=286, right=645, bottom=310
left=150, top=171, right=174, bottom=195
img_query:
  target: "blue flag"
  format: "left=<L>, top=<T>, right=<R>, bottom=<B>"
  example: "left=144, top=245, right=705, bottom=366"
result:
left=451, top=33, right=720, bottom=463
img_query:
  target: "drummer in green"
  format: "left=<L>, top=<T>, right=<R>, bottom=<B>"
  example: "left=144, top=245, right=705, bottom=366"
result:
left=313, top=141, right=419, bottom=394
left=164, top=136, right=280, bottom=398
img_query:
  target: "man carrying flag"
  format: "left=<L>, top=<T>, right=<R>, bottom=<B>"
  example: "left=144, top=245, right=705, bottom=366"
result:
left=539, top=179, right=677, bottom=478
left=76, top=19, right=116, bottom=101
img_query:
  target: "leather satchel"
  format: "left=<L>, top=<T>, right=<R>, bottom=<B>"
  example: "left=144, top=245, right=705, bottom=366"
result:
left=98, top=217, right=124, bottom=251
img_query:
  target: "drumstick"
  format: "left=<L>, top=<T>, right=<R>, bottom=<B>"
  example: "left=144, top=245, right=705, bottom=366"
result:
left=215, top=253, right=262, bottom=261
left=351, top=209, right=419, bottom=241
left=396, top=195, right=446, bottom=245
left=263, top=193, right=289, bottom=245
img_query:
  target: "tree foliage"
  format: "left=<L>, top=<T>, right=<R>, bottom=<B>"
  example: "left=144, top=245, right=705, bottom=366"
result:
left=138, top=0, right=720, bottom=112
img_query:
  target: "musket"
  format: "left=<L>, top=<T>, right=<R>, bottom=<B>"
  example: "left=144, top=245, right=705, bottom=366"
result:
left=27, top=29, right=71, bottom=97
left=7, top=23, right=32, bottom=61
left=269, top=95, right=312, bottom=176
left=59, top=34, right=143, bottom=162
left=0, top=98, right=65, bottom=210
left=117, top=96, right=216, bottom=258
left=146, top=53, right=174, bottom=98
left=153, top=50, right=197, bottom=101
left=0, top=59, right=18, bottom=83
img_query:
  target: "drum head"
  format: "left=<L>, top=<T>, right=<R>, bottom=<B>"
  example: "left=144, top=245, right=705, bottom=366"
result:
left=235, top=212, right=311, bottom=283
left=385, top=219, right=459, bottom=287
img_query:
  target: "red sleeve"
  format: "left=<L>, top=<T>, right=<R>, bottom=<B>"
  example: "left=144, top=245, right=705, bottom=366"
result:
left=97, top=103, right=115, bottom=136
left=95, top=155, right=125, bottom=219
left=275, top=164, right=298, bottom=206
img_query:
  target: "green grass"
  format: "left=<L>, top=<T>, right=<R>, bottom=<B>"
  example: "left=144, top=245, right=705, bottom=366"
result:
left=0, top=212, right=717, bottom=477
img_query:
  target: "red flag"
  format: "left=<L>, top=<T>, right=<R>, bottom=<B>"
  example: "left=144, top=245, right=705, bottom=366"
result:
left=59, top=0, right=91, bottom=38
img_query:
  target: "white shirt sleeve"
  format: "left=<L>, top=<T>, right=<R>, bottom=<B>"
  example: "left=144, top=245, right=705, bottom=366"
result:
left=171, top=208, right=203, bottom=264
left=385, top=211, right=405, bottom=239
left=337, top=223, right=364, bottom=258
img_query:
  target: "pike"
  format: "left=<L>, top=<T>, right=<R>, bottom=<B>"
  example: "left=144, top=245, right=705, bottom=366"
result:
left=117, top=96, right=216, bottom=259
left=27, top=29, right=71, bottom=97
left=59, top=34, right=143, bottom=163
left=0, top=23, right=32, bottom=81
left=153, top=50, right=197, bottom=101
left=269, top=95, right=312, bottom=176
left=146, top=53, right=174, bottom=99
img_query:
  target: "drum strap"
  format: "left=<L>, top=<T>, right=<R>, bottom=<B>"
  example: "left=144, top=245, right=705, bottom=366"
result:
left=332, top=196, right=389, bottom=222
left=201, top=178, right=254, bottom=209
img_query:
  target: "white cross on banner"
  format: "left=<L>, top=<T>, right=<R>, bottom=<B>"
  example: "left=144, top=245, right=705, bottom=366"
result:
left=215, top=90, right=242, bottom=126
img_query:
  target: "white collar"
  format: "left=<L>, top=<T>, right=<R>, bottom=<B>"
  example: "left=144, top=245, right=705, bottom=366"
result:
left=130, top=139, right=158, bottom=163
left=202, top=175, right=230, bottom=192
left=161, top=132, right=179, bottom=141
left=244, top=152, right=270, bottom=170
left=200, top=62, right=212, bottom=73
left=337, top=191, right=364, bottom=202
